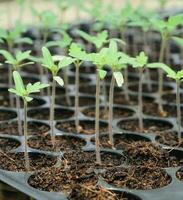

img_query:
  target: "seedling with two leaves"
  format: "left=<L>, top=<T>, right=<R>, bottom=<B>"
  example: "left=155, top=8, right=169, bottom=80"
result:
left=9, top=71, right=49, bottom=171
left=0, top=50, right=34, bottom=136
left=41, top=47, right=75, bottom=147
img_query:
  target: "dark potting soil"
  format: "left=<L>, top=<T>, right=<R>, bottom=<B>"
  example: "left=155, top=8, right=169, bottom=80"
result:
left=0, top=138, right=20, bottom=151
left=156, top=132, right=183, bottom=147
left=128, top=83, right=173, bottom=93
left=118, top=118, right=173, bottom=134
left=102, top=166, right=171, bottom=190
left=113, top=93, right=154, bottom=105
left=122, top=141, right=183, bottom=168
left=28, top=135, right=86, bottom=151
left=0, top=110, right=17, bottom=121
left=56, top=120, right=108, bottom=135
left=27, top=108, right=74, bottom=120
left=68, top=185, right=132, bottom=200
left=55, top=96, right=95, bottom=107
left=90, top=133, right=150, bottom=149
left=82, top=106, right=134, bottom=120
left=63, top=150, right=125, bottom=167
left=28, top=166, right=98, bottom=193
left=0, top=96, right=45, bottom=108
left=0, top=121, right=50, bottom=136
left=0, top=152, right=57, bottom=171
left=162, top=93, right=183, bottom=104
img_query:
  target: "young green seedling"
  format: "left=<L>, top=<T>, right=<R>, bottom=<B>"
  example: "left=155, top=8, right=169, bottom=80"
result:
left=46, top=29, right=73, bottom=105
left=41, top=47, right=75, bottom=147
left=131, top=51, right=149, bottom=132
left=106, top=41, right=130, bottom=146
left=151, top=14, right=183, bottom=115
left=9, top=71, right=49, bottom=171
left=69, top=43, right=91, bottom=133
left=0, top=50, right=33, bottom=136
left=147, top=63, right=183, bottom=145
left=90, top=47, right=109, bottom=164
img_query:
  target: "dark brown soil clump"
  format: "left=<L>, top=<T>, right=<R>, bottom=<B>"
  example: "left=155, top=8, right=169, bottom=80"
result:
left=0, top=138, right=20, bottom=151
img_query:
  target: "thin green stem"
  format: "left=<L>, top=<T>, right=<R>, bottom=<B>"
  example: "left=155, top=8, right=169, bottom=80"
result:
left=108, top=74, right=115, bottom=146
left=16, top=96, right=22, bottom=136
left=95, top=72, right=101, bottom=164
left=50, top=78, right=56, bottom=147
left=158, top=38, right=167, bottom=114
left=138, top=68, right=143, bottom=131
left=75, top=63, right=80, bottom=132
left=176, top=80, right=181, bottom=144
left=23, top=100, right=30, bottom=171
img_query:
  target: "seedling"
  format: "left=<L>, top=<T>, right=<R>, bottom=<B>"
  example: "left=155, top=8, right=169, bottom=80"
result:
left=90, top=47, right=109, bottom=164
left=41, top=47, right=75, bottom=147
left=147, top=63, right=183, bottom=145
left=131, top=51, right=149, bottom=131
left=46, top=30, right=72, bottom=105
left=69, top=43, right=90, bottom=133
left=106, top=41, right=130, bottom=146
left=151, top=14, right=183, bottom=115
left=0, top=50, right=33, bottom=136
left=9, top=71, right=49, bottom=171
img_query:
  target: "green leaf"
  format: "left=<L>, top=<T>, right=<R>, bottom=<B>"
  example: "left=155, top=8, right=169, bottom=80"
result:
left=25, top=96, right=33, bottom=102
left=13, top=71, right=26, bottom=94
left=15, top=50, right=32, bottom=62
left=0, top=50, right=16, bottom=64
left=172, top=36, right=183, bottom=48
left=42, top=47, right=55, bottom=69
left=113, top=71, right=124, bottom=87
left=53, top=76, right=64, bottom=86
left=58, top=56, right=75, bottom=68
left=14, top=37, right=33, bottom=45
left=98, top=69, right=107, bottom=79
left=147, top=62, right=176, bottom=79
left=26, top=82, right=50, bottom=94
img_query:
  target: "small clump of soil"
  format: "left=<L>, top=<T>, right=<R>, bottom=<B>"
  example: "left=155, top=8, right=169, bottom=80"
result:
left=0, top=110, right=17, bottom=121
left=0, top=152, right=56, bottom=172
left=56, top=96, right=95, bottom=107
left=102, top=166, right=171, bottom=189
left=28, top=166, right=98, bottom=193
left=113, top=93, right=154, bottom=105
left=156, top=132, right=183, bottom=147
left=118, top=118, right=173, bottom=134
left=82, top=107, right=134, bottom=120
left=28, top=108, right=74, bottom=120
left=56, top=120, right=108, bottom=135
left=0, top=138, right=20, bottom=151
left=176, top=168, right=183, bottom=181
left=0, top=121, right=50, bottom=136
left=28, top=135, right=86, bottom=151
left=123, top=141, right=183, bottom=168
left=68, top=185, right=131, bottom=200
left=91, top=133, right=150, bottom=149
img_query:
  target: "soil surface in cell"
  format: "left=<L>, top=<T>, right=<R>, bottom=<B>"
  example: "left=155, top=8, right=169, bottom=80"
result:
left=156, top=132, right=183, bottom=148
left=56, top=120, right=108, bottom=135
left=0, top=138, right=20, bottom=151
left=118, top=118, right=172, bottom=134
left=123, top=141, right=183, bottom=168
left=0, top=152, right=57, bottom=171
left=0, top=121, right=50, bottom=136
left=55, top=96, right=95, bottom=107
left=28, top=135, right=86, bottom=151
left=102, top=166, right=171, bottom=189
left=113, top=93, right=154, bottom=105
left=82, top=106, right=134, bottom=120
left=0, top=110, right=17, bottom=121
left=91, top=133, right=150, bottom=149
left=28, top=108, right=74, bottom=120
